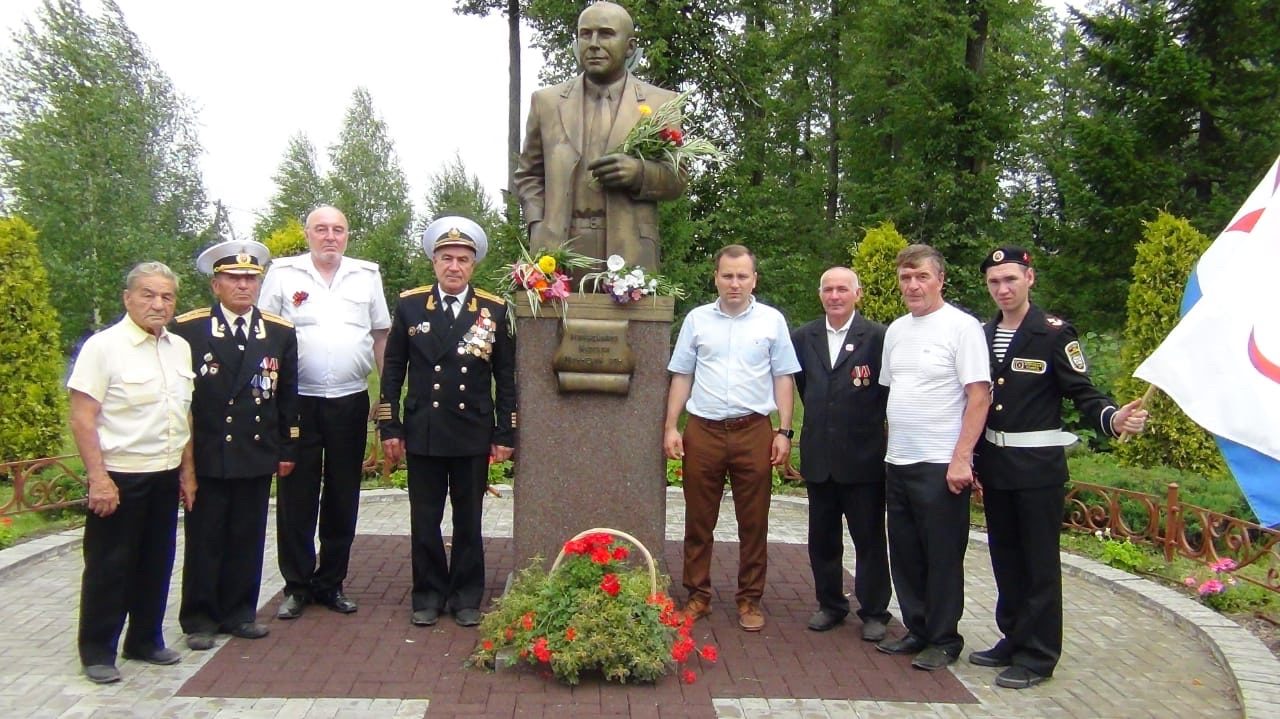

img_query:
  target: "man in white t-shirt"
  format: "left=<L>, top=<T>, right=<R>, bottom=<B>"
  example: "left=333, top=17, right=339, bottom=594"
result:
left=876, top=244, right=991, bottom=670
left=258, top=206, right=391, bottom=618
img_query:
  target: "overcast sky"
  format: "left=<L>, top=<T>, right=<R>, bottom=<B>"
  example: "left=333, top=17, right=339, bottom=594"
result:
left=0, top=0, right=547, bottom=239
left=2, top=1, right=1081, bottom=241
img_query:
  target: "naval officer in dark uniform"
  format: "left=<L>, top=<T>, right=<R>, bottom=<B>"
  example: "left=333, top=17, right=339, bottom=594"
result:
left=971, top=246, right=1147, bottom=688
left=791, top=267, right=892, bottom=640
left=378, top=216, right=517, bottom=628
left=173, top=240, right=300, bottom=651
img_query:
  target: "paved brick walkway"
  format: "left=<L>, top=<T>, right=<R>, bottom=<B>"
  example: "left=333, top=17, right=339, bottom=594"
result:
left=0, top=489, right=1271, bottom=718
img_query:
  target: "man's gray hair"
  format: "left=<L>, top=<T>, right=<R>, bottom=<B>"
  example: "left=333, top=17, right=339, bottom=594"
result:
left=125, top=261, right=179, bottom=291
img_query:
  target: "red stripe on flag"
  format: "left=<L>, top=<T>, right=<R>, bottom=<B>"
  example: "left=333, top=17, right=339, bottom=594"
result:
left=1227, top=208, right=1264, bottom=234
left=1249, top=328, right=1280, bottom=384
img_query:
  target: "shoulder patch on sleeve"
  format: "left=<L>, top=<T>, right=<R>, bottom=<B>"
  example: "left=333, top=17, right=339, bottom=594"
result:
left=174, top=308, right=211, bottom=323
left=260, top=311, right=294, bottom=328
left=1064, top=340, right=1088, bottom=373
left=1045, top=315, right=1064, bottom=329
left=400, top=285, right=433, bottom=298
left=473, top=288, right=505, bottom=304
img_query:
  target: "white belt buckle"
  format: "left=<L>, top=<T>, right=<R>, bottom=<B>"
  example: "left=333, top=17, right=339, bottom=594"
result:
left=991, top=430, right=1008, bottom=448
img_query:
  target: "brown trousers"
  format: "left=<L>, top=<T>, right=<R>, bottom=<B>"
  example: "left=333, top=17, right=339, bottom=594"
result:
left=681, top=413, right=773, bottom=604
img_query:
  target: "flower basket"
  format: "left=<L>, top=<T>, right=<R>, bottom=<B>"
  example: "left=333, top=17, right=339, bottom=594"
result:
left=469, top=528, right=717, bottom=685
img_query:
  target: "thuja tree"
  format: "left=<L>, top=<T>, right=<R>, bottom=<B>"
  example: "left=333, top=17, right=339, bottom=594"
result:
left=0, top=217, right=66, bottom=462
left=851, top=221, right=907, bottom=325
left=1114, top=211, right=1223, bottom=474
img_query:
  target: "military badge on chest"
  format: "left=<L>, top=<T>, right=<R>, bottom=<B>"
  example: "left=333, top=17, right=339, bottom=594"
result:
left=199, top=352, right=220, bottom=377
left=408, top=321, right=431, bottom=336
left=851, top=364, right=872, bottom=387
left=251, top=356, right=279, bottom=400
left=459, top=307, right=497, bottom=360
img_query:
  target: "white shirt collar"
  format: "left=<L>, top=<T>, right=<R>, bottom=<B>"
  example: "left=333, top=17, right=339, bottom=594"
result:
left=220, top=305, right=252, bottom=326
left=825, top=312, right=855, bottom=335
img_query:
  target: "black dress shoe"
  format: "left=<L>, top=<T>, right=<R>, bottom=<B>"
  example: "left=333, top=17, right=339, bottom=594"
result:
left=227, top=622, right=270, bottom=639
left=911, top=646, right=959, bottom=671
left=969, top=646, right=1012, bottom=667
left=454, top=607, right=482, bottom=627
left=411, top=608, right=440, bottom=626
left=84, top=664, right=121, bottom=684
left=861, top=618, right=888, bottom=642
left=995, top=665, right=1049, bottom=689
left=807, top=609, right=846, bottom=632
left=122, top=646, right=181, bottom=665
left=186, top=633, right=216, bottom=651
left=277, top=594, right=306, bottom=620
left=318, top=592, right=358, bottom=614
left=876, top=634, right=927, bottom=655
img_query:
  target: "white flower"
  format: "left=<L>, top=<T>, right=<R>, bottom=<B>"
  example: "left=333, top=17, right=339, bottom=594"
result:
left=606, top=254, right=626, bottom=272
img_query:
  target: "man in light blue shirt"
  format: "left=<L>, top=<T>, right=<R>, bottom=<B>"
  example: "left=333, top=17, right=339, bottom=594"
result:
left=664, top=244, right=800, bottom=632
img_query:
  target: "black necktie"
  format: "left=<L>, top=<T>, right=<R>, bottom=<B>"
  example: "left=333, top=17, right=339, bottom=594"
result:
left=443, top=295, right=457, bottom=330
left=233, top=317, right=247, bottom=349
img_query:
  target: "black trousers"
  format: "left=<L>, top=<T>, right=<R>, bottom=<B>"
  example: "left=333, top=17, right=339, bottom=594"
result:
left=885, top=462, right=969, bottom=654
left=276, top=391, right=368, bottom=599
left=806, top=480, right=892, bottom=623
left=180, top=474, right=272, bottom=634
left=982, top=484, right=1065, bottom=676
left=78, top=469, right=179, bottom=666
left=406, top=453, right=488, bottom=612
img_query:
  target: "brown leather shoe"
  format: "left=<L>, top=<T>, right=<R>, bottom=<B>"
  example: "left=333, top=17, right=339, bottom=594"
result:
left=681, top=596, right=712, bottom=622
left=737, top=600, right=765, bottom=632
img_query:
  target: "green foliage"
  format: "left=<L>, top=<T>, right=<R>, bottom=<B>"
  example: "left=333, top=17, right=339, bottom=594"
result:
left=0, top=516, right=16, bottom=549
left=419, top=153, right=511, bottom=295
left=0, top=217, right=67, bottom=462
left=1068, top=450, right=1247, bottom=521
left=1098, top=537, right=1147, bottom=573
left=263, top=218, right=308, bottom=260
left=471, top=532, right=706, bottom=685
left=1198, top=578, right=1270, bottom=614
left=489, top=460, right=513, bottom=485
left=665, top=458, right=683, bottom=487
left=254, top=133, right=330, bottom=242
left=851, top=221, right=908, bottom=325
left=0, top=0, right=207, bottom=348
left=1114, top=212, right=1223, bottom=474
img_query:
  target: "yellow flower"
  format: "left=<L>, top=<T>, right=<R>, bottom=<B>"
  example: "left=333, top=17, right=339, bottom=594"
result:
left=638, top=104, right=652, bottom=117
left=537, top=255, right=557, bottom=274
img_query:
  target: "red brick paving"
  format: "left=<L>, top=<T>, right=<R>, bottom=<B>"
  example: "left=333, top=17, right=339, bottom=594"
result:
left=179, top=535, right=974, bottom=717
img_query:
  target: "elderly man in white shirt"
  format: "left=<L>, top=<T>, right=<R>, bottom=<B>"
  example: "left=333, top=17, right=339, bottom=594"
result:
left=67, top=261, right=196, bottom=684
left=258, top=206, right=391, bottom=618
left=664, top=244, right=800, bottom=633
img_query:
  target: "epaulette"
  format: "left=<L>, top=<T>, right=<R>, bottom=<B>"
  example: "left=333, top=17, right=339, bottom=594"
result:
left=473, top=288, right=505, bottom=304
left=260, top=311, right=294, bottom=328
left=400, top=285, right=433, bottom=298
left=174, top=308, right=211, bottom=323
left=347, top=257, right=380, bottom=272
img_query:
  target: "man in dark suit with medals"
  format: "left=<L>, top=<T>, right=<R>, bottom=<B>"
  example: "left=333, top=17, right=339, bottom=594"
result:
left=972, top=246, right=1147, bottom=688
left=791, top=267, right=893, bottom=640
left=378, top=216, right=516, bottom=628
left=173, top=240, right=300, bottom=650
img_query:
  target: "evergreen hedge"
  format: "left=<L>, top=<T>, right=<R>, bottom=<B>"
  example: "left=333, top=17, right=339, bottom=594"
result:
left=850, top=221, right=907, bottom=325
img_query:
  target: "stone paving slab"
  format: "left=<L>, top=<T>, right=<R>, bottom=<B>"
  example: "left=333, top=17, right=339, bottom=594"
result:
left=0, top=488, right=1260, bottom=718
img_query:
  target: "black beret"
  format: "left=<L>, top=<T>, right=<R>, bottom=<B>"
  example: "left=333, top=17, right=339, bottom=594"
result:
left=980, top=246, right=1033, bottom=273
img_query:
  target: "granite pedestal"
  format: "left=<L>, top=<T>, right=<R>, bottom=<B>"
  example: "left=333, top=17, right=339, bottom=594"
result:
left=513, top=294, right=673, bottom=571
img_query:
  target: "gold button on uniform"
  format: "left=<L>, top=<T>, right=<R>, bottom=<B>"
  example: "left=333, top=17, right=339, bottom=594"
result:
left=432, top=401, right=439, bottom=408
left=433, top=383, right=440, bottom=390
left=225, top=435, right=232, bottom=442
left=254, top=416, right=261, bottom=423
left=460, top=367, right=468, bottom=374
left=254, top=398, right=261, bottom=405
left=459, top=384, right=466, bottom=391
left=995, top=404, right=1004, bottom=411
left=459, top=402, right=466, bottom=410
left=225, top=416, right=233, bottom=423
left=997, top=378, right=1005, bottom=385
left=228, top=399, right=234, bottom=405
left=253, top=434, right=260, bottom=441
left=434, top=365, right=442, bottom=372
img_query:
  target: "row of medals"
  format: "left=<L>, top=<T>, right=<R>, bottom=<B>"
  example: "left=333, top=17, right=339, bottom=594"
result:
left=405, top=307, right=497, bottom=360
left=197, top=352, right=280, bottom=400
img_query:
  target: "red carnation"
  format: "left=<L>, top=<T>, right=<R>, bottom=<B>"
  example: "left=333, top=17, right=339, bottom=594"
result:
left=660, top=127, right=685, bottom=147
left=291, top=290, right=309, bottom=307
left=600, top=573, right=621, bottom=597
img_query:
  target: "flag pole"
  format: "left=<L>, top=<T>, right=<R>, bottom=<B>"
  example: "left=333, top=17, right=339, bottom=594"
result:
left=1118, top=384, right=1158, bottom=443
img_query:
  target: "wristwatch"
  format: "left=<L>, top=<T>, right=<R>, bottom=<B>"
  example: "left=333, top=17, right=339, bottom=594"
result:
left=776, top=428, right=794, bottom=439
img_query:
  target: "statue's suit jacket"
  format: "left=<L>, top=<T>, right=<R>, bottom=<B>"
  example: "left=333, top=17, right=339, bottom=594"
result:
left=515, top=73, right=686, bottom=270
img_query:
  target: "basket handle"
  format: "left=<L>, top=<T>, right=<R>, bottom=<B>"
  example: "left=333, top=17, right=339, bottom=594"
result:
left=549, top=527, right=658, bottom=596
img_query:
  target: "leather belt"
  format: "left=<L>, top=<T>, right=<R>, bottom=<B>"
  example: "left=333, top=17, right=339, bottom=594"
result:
left=984, top=428, right=1078, bottom=448
left=694, top=414, right=765, bottom=431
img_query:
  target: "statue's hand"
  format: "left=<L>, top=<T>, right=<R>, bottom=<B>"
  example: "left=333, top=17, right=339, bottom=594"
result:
left=588, top=153, right=642, bottom=190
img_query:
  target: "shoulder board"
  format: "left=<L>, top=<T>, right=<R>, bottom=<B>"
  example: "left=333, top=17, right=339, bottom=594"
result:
left=1045, top=315, right=1066, bottom=330
left=347, top=257, right=379, bottom=272
left=174, top=308, right=211, bottom=323
left=260, top=311, right=294, bottom=328
left=269, top=254, right=305, bottom=268
left=400, top=285, right=433, bottom=298
left=473, top=288, right=505, bottom=304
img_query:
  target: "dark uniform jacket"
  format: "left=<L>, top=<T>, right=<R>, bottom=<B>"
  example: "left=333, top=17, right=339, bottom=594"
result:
left=173, top=305, right=300, bottom=479
left=976, top=304, right=1117, bottom=490
left=378, top=285, right=516, bottom=457
left=791, top=313, right=888, bottom=485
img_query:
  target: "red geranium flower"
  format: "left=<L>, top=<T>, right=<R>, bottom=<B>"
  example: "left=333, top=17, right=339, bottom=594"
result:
left=600, top=573, right=621, bottom=597
left=612, top=546, right=630, bottom=561
left=291, top=290, right=309, bottom=307
left=504, top=627, right=515, bottom=641
left=482, top=640, right=494, bottom=651
left=682, top=669, right=697, bottom=684
left=590, top=546, right=612, bottom=564
left=671, top=637, right=694, bottom=662
left=700, top=644, right=718, bottom=662
left=521, top=612, right=535, bottom=630
left=659, top=127, right=685, bottom=147
left=565, top=627, right=577, bottom=642
left=532, top=636, right=552, bottom=663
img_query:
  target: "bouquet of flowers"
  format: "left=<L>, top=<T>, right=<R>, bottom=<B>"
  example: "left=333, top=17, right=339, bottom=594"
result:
left=580, top=255, right=687, bottom=305
left=469, top=530, right=718, bottom=686
left=613, top=90, right=728, bottom=174
left=497, top=240, right=598, bottom=320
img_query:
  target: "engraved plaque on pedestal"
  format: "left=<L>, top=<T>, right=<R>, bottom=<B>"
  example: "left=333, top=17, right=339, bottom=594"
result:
left=552, top=319, right=635, bottom=394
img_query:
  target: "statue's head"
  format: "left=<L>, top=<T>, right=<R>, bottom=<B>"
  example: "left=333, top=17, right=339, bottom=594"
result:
left=576, top=2, right=636, bottom=85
